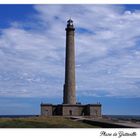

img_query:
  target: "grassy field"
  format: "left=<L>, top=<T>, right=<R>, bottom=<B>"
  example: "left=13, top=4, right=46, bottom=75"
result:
left=0, top=116, right=99, bottom=128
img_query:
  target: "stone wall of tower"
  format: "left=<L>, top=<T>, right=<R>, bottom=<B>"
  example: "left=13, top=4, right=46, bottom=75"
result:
left=63, top=20, right=76, bottom=104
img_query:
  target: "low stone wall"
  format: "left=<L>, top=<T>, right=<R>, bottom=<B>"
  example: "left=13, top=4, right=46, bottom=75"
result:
left=82, top=120, right=135, bottom=128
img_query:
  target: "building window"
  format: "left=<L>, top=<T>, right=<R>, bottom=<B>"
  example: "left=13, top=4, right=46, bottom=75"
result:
left=95, top=110, right=98, bottom=116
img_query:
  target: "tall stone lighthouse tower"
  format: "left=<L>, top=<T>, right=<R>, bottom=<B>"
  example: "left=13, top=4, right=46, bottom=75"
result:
left=63, top=19, right=76, bottom=104
left=41, top=19, right=102, bottom=117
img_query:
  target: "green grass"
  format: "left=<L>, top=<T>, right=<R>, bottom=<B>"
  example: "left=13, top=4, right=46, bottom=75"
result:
left=0, top=116, right=99, bottom=128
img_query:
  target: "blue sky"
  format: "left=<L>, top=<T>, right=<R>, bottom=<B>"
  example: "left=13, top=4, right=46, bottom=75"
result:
left=0, top=5, right=140, bottom=115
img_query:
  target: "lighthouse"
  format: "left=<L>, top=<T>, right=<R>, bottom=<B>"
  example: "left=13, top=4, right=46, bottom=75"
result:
left=41, top=19, right=102, bottom=117
left=63, top=19, right=76, bottom=104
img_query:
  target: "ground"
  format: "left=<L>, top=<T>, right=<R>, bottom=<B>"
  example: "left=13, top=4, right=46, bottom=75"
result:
left=0, top=116, right=99, bottom=128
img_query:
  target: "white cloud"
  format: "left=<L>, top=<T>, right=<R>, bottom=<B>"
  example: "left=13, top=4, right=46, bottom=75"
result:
left=0, top=5, right=140, bottom=98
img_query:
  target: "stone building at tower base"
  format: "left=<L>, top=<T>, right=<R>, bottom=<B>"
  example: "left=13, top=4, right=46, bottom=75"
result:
left=41, top=104, right=101, bottom=117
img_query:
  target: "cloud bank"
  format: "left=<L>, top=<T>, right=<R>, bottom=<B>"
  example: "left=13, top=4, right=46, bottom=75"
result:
left=0, top=5, right=140, bottom=98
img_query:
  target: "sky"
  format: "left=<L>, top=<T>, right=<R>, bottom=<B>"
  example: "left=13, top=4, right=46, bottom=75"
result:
left=0, top=4, right=140, bottom=115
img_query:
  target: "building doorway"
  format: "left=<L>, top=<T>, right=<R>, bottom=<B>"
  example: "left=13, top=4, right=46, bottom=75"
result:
left=69, top=110, right=72, bottom=116
left=82, top=112, right=85, bottom=116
